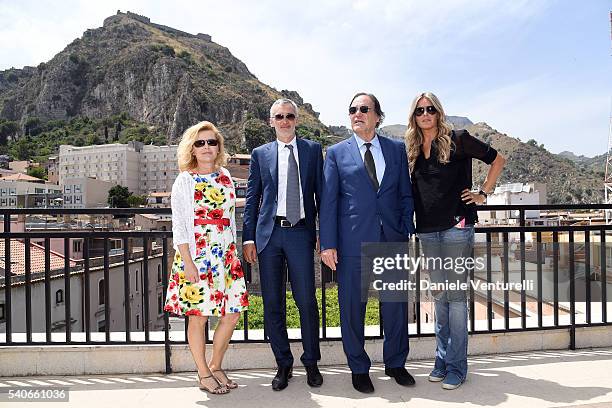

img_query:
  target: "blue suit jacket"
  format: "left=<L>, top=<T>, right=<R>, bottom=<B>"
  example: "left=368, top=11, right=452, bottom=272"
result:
left=243, top=138, right=324, bottom=253
left=320, top=134, right=415, bottom=257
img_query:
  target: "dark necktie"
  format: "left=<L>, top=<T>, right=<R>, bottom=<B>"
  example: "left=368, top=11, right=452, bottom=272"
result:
left=364, top=142, right=379, bottom=191
left=285, top=145, right=301, bottom=225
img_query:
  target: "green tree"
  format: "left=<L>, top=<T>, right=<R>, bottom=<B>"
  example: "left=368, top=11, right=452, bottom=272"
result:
left=107, top=185, right=132, bottom=208
left=127, top=194, right=146, bottom=208
left=27, top=166, right=47, bottom=180
left=87, top=133, right=102, bottom=145
left=11, top=137, right=34, bottom=160
left=243, top=118, right=273, bottom=152
left=0, top=120, right=19, bottom=145
left=24, top=117, right=42, bottom=136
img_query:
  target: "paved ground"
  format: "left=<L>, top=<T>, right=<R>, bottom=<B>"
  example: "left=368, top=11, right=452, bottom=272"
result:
left=1, top=348, right=612, bottom=407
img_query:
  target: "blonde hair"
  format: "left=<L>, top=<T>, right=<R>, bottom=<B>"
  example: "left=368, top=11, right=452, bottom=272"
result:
left=405, top=92, right=454, bottom=173
left=177, top=121, right=228, bottom=172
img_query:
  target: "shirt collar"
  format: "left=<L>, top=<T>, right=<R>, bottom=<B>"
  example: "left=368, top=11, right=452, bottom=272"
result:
left=277, top=136, right=297, bottom=150
left=353, top=132, right=381, bottom=150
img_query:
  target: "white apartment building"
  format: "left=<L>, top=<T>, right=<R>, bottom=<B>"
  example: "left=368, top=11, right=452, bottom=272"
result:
left=59, top=142, right=179, bottom=195
left=139, top=145, right=179, bottom=194
left=478, top=182, right=547, bottom=226
left=0, top=180, right=62, bottom=208
left=62, top=177, right=114, bottom=209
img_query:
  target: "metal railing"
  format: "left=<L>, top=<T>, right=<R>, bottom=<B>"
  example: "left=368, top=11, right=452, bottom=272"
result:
left=1, top=205, right=611, bottom=374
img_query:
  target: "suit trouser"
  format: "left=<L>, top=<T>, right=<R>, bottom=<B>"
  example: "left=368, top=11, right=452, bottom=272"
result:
left=337, top=242, right=409, bottom=373
left=258, top=224, right=321, bottom=367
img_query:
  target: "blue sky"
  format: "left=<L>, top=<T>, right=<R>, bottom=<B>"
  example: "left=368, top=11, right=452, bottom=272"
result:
left=0, top=0, right=610, bottom=156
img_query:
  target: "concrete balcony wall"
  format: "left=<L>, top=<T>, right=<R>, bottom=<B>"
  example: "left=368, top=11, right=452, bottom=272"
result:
left=1, top=325, right=611, bottom=377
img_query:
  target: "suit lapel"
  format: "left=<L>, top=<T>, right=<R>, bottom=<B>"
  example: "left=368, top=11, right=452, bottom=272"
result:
left=296, top=138, right=309, bottom=198
left=378, top=135, right=393, bottom=191
left=266, top=141, right=279, bottom=195
left=346, top=136, right=372, bottom=189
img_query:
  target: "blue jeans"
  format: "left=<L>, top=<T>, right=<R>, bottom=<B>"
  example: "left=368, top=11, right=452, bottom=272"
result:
left=418, top=225, right=474, bottom=382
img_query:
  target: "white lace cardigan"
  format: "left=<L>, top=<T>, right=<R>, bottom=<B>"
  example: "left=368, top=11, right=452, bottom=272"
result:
left=171, top=167, right=237, bottom=260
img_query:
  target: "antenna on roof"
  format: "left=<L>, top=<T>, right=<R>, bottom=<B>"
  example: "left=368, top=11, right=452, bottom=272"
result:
left=605, top=11, right=612, bottom=224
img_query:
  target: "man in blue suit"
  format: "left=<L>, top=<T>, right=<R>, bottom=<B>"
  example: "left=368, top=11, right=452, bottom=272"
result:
left=320, top=92, right=415, bottom=393
left=243, top=98, right=323, bottom=391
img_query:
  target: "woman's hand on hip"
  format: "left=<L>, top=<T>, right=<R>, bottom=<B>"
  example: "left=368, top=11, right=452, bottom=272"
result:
left=461, top=189, right=486, bottom=205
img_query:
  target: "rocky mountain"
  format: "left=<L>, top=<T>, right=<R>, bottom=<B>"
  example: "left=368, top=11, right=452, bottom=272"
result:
left=558, top=151, right=606, bottom=174
left=0, top=11, right=328, bottom=150
left=447, top=116, right=473, bottom=128
left=380, top=121, right=604, bottom=204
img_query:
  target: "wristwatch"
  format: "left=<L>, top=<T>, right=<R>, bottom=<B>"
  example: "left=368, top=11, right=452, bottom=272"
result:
left=478, top=190, right=488, bottom=202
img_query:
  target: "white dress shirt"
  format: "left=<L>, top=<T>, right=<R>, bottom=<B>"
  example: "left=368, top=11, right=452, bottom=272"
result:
left=276, top=137, right=305, bottom=218
left=354, top=133, right=385, bottom=185
left=243, top=137, right=306, bottom=246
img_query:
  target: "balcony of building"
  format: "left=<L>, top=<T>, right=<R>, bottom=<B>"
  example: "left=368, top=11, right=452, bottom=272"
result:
left=1, top=205, right=612, bottom=407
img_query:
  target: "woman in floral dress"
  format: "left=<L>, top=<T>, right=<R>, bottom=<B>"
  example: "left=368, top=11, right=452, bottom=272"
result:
left=165, top=121, right=248, bottom=395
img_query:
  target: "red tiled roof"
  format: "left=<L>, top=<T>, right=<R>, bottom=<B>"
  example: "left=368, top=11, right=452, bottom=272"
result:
left=0, top=240, right=76, bottom=275
left=0, top=173, right=44, bottom=182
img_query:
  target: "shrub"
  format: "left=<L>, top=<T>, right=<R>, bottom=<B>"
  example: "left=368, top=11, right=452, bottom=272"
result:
left=236, top=287, right=380, bottom=330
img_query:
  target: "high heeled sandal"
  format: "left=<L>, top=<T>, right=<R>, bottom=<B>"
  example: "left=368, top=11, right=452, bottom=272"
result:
left=197, top=373, right=229, bottom=394
left=212, top=369, right=239, bottom=389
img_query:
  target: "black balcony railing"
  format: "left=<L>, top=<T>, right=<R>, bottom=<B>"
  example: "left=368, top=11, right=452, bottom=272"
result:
left=1, top=205, right=611, bottom=374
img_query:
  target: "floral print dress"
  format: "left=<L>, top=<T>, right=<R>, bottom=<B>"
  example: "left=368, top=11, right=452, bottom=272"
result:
left=164, top=169, right=249, bottom=317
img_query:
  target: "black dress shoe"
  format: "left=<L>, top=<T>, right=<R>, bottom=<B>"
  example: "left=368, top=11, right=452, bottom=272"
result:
left=272, top=366, right=293, bottom=391
left=385, top=367, right=415, bottom=386
left=305, top=364, right=323, bottom=387
left=352, top=373, right=374, bottom=393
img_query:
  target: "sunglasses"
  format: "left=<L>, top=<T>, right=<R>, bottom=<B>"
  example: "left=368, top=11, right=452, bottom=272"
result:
left=193, top=139, right=218, bottom=148
left=273, top=113, right=296, bottom=121
left=349, top=105, right=371, bottom=115
left=414, top=105, right=438, bottom=116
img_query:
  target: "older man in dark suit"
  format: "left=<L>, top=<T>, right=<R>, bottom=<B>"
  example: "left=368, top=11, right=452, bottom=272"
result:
left=320, top=92, right=415, bottom=393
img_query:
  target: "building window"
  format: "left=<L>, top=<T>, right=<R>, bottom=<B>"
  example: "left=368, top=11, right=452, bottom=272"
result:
left=157, top=264, right=162, bottom=283
left=158, top=294, right=164, bottom=315
left=98, top=279, right=105, bottom=305
left=97, top=320, right=105, bottom=332
left=135, top=269, right=140, bottom=293
left=136, top=314, right=140, bottom=330
left=0, top=303, right=5, bottom=322
left=56, top=289, right=64, bottom=305
left=73, top=240, right=82, bottom=253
